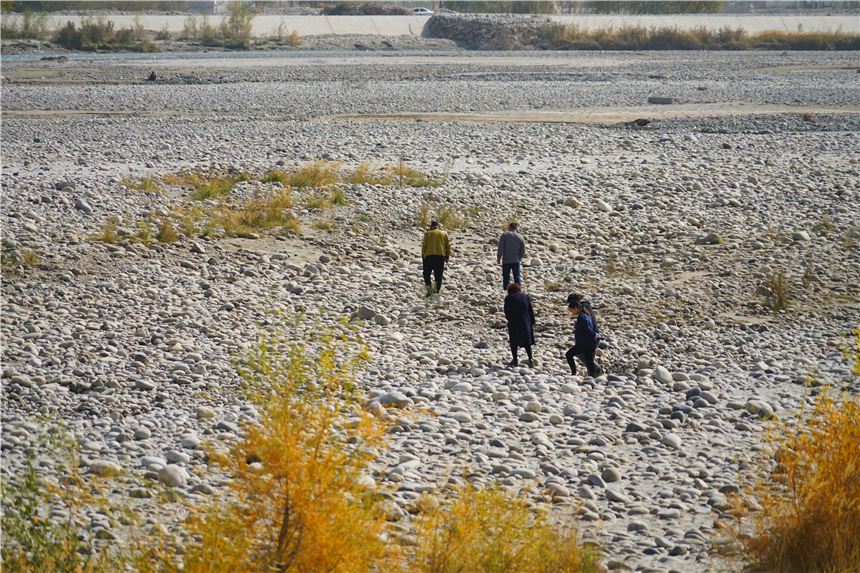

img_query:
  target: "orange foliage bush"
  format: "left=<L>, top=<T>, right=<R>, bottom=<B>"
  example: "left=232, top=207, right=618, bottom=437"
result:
left=722, top=390, right=860, bottom=573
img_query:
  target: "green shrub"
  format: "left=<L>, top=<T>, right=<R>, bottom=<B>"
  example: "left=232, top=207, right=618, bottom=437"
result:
left=1, top=435, right=115, bottom=573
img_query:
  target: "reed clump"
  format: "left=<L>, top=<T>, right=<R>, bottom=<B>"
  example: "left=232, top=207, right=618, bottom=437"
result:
left=537, top=23, right=859, bottom=51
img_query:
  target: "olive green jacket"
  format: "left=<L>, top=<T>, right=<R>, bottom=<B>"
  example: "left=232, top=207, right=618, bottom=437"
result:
left=421, top=229, right=451, bottom=259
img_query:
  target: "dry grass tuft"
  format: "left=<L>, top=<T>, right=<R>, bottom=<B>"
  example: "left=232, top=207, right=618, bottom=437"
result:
left=262, top=159, right=440, bottom=190
left=415, top=199, right=469, bottom=230
left=92, top=219, right=121, bottom=244
left=164, top=169, right=251, bottom=201
left=121, top=175, right=161, bottom=194
left=413, top=484, right=601, bottom=573
left=605, top=252, right=619, bottom=278
left=155, top=218, right=178, bottom=244
left=760, top=270, right=790, bottom=312
left=721, top=386, right=860, bottom=573
left=210, top=190, right=296, bottom=237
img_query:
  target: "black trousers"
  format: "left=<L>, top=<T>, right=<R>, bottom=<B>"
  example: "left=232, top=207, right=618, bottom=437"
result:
left=510, top=341, right=533, bottom=364
left=566, top=344, right=597, bottom=377
left=423, top=255, right=445, bottom=293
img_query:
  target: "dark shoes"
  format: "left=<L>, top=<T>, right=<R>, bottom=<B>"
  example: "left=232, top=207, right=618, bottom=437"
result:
left=506, top=360, right=518, bottom=368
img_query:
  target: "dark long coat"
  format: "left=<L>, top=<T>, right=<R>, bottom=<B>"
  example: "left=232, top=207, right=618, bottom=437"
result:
left=504, top=291, right=535, bottom=348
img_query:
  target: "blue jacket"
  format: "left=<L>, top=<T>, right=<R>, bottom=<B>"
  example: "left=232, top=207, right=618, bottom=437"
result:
left=574, top=312, right=598, bottom=347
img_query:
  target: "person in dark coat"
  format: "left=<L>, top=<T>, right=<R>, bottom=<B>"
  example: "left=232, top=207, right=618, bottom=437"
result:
left=504, top=282, right=535, bottom=368
left=565, top=293, right=603, bottom=378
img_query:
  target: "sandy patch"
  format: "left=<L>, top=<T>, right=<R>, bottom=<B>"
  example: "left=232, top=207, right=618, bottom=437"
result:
left=318, top=102, right=856, bottom=125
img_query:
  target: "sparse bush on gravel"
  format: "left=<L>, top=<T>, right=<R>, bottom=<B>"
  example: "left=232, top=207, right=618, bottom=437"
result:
left=270, top=19, right=301, bottom=45
left=179, top=13, right=216, bottom=41
left=155, top=218, right=178, bottom=243
left=178, top=3, right=254, bottom=47
left=219, top=0, right=255, bottom=45
left=261, top=159, right=441, bottom=189
left=720, top=388, right=860, bottom=573
left=121, top=174, right=161, bottom=194
left=415, top=198, right=469, bottom=230
left=210, top=190, right=296, bottom=237
left=92, top=219, right=121, bottom=244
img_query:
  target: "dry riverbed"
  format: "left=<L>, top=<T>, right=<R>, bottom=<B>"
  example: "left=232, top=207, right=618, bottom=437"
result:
left=1, top=49, right=859, bottom=573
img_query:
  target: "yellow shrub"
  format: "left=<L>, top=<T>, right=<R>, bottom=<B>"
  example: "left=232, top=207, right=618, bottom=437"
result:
left=722, top=391, right=860, bottom=572
left=414, top=484, right=601, bottom=573
left=133, top=316, right=392, bottom=573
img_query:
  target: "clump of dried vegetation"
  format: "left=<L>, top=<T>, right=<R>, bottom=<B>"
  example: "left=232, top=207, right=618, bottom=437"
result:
left=719, top=329, right=860, bottom=572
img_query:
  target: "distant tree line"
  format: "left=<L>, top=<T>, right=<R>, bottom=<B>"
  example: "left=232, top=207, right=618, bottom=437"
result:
left=580, top=1, right=724, bottom=14
left=441, top=1, right=560, bottom=14
left=3, top=1, right=186, bottom=12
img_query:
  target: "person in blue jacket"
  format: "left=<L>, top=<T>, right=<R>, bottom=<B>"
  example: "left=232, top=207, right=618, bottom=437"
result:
left=565, top=293, right=603, bottom=378
left=504, top=282, right=535, bottom=368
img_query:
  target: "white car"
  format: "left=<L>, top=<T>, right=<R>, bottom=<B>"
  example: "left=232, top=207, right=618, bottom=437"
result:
left=410, top=7, right=434, bottom=15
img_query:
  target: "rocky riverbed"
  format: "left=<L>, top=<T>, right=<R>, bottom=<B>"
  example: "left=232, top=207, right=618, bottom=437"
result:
left=1, top=50, right=859, bottom=572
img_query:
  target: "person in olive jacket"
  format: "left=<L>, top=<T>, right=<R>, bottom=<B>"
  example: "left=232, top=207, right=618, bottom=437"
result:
left=421, top=221, right=450, bottom=295
left=504, top=282, right=535, bottom=367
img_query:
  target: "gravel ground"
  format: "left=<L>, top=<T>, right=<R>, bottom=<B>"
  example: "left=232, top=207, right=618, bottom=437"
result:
left=1, top=50, right=859, bottom=573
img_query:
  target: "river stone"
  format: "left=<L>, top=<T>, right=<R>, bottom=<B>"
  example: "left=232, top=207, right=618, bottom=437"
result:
left=158, top=464, right=189, bottom=487
left=377, top=392, right=413, bottom=408
left=88, top=460, right=122, bottom=477
left=662, top=433, right=682, bottom=448
left=652, top=366, right=673, bottom=385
